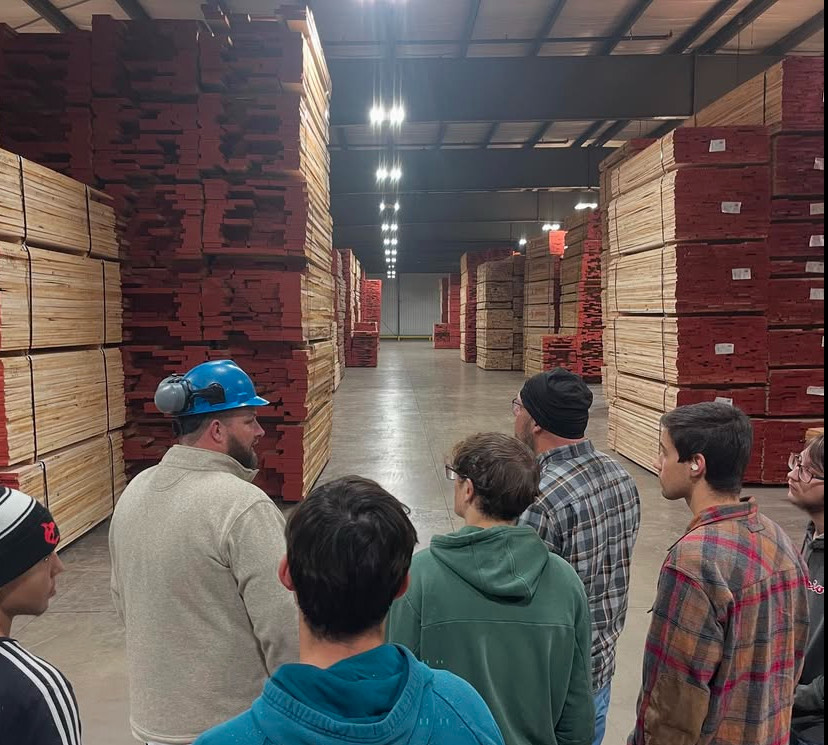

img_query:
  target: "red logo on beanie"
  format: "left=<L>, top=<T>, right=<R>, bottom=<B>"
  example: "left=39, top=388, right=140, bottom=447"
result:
left=41, top=522, right=59, bottom=546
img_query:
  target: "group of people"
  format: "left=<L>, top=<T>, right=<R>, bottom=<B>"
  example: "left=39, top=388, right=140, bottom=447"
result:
left=0, top=360, right=823, bottom=745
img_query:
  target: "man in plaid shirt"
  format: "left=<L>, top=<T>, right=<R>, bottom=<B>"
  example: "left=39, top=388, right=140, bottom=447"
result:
left=629, top=402, right=810, bottom=745
left=515, top=368, right=641, bottom=745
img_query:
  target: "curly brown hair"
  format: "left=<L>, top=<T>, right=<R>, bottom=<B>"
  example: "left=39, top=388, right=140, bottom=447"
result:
left=807, top=434, right=824, bottom=475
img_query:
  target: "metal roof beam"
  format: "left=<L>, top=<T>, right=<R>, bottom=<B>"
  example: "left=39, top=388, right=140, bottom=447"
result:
left=20, top=0, right=77, bottom=32
left=597, top=0, right=657, bottom=55
left=114, top=0, right=151, bottom=21
left=763, top=10, right=824, bottom=55
left=696, top=0, right=782, bottom=53
left=527, top=0, right=568, bottom=56
left=572, top=121, right=607, bottom=148
left=665, top=0, right=739, bottom=52
left=458, top=0, right=482, bottom=58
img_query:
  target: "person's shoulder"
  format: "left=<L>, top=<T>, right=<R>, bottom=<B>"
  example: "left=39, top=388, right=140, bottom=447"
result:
left=194, top=710, right=264, bottom=745
left=430, top=669, right=504, bottom=743
left=0, top=641, right=80, bottom=739
left=544, top=550, right=586, bottom=589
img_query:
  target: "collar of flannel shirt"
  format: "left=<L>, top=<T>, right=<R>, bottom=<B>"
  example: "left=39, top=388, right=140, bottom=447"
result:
left=674, top=499, right=759, bottom=549
left=536, top=439, right=595, bottom=466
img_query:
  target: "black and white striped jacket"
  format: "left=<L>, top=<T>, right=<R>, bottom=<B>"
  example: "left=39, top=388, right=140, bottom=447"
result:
left=0, top=638, right=82, bottom=745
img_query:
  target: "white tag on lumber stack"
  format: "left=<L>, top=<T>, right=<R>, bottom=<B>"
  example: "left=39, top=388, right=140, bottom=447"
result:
left=815, top=157, right=825, bottom=171
left=721, top=202, right=742, bottom=214
left=715, top=396, right=734, bottom=405
left=810, top=203, right=825, bottom=216
left=715, top=343, right=735, bottom=355
left=809, top=234, right=825, bottom=247
left=806, top=262, right=825, bottom=274
left=731, top=268, right=752, bottom=281
left=709, top=139, right=727, bottom=153
left=811, top=288, right=825, bottom=301
left=807, top=386, right=825, bottom=397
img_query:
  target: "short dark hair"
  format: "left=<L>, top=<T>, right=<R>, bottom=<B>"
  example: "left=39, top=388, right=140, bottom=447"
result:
left=661, top=402, right=753, bottom=494
left=451, top=433, right=540, bottom=520
left=173, top=409, right=242, bottom=439
left=807, top=434, right=824, bottom=474
left=285, top=476, right=418, bottom=641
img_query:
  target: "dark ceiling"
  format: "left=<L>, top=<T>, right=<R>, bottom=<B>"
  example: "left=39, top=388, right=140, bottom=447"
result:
left=2, top=0, right=824, bottom=272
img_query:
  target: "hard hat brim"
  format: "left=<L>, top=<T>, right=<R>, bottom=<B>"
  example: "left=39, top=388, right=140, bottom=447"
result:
left=176, top=395, right=271, bottom=416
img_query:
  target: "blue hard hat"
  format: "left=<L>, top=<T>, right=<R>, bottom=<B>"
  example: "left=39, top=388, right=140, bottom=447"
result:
left=154, top=360, right=270, bottom=417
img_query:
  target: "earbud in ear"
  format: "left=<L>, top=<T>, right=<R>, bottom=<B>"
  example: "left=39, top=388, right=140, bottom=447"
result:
left=690, top=464, right=699, bottom=472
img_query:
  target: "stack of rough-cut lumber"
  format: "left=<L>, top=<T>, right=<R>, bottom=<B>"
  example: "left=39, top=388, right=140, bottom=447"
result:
left=0, top=148, right=124, bottom=546
left=542, top=209, right=603, bottom=381
left=331, top=248, right=346, bottom=390
left=339, top=250, right=378, bottom=367
left=523, top=232, right=565, bottom=376
left=676, top=56, right=824, bottom=483
left=459, top=248, right=512, bottom=363
left=434, top=278, right=452, bottom=348
left=361, top=279, right=382, bottom=326
left=476, top=256, right=524, bottom=371
left=603, top=126, right=773, bottom=484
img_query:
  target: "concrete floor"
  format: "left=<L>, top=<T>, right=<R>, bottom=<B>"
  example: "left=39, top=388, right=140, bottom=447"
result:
left=11, top=341, right=806, bottom=745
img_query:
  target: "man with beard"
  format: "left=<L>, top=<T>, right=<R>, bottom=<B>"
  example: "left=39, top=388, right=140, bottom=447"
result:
left=109, top=360, right=298, bottom=745
left=514, top=368, right=640, bottom=745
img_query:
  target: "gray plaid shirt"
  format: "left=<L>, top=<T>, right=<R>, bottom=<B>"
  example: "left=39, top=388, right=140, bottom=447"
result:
left=519, top=440, right=641, bottom=692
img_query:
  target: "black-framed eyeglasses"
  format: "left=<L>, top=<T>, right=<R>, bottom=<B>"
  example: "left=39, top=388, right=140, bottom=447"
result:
left=511, top=397, right=523, bottom=416
left=788, top=453, right=825, bottom=485
left=445, top=464, right=467, bottom=482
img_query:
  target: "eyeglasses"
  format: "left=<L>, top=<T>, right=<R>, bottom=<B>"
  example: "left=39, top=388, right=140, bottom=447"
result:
left=511, top=397, right=523, bottom=416
left=788, top=453, right=825, bottom=484
left=445, top=464, right=467, bottom=482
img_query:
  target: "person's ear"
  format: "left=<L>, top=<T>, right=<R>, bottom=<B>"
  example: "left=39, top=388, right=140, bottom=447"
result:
left=394, top=572, right=411, bottom=600
left=462, top=478, right=475, bottom=506
left=278, top=556, right=295, bottom=592
left=689, top=455, right=706, bottom=479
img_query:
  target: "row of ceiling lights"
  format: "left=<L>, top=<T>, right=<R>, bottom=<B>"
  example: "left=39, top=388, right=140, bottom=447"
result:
left=372, top=101, right=405, bottom=278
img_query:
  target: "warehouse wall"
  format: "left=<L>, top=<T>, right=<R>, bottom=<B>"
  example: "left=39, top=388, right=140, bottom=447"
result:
left=371, top=274, right=443, bottom=337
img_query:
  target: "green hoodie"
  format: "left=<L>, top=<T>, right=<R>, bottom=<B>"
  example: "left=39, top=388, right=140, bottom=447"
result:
left=387, top=525, right=594, bottom=745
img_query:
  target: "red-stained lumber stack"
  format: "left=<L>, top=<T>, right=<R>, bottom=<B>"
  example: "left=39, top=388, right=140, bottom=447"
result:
left=440, top=278, right=449, bottom=323
left=677, top=56, right=824, bottom=483
left=434, top=277, right=454, bottom=349
left=361, top=279, right=382, bottom=326
left=542, top=209, right=603, bottom=381
left=603, top=125, right=773, bottom=484
left=332, top=248, right=346, bottom=390
left=459, top=248, right=513, bottom=363
left=523, top=234, right=564, bottom=376
left=339, top=250, right=378, bottom=367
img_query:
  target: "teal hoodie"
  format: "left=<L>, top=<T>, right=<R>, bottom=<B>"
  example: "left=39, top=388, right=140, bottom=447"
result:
left=193, top=643, right=505, bottom=745
left=387, top=525, right=594, bottom=745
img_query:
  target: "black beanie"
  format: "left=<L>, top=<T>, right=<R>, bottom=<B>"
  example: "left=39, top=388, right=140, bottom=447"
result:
left=0, top=487, right=61, bottom=587
left=520, top=368, right=594, bottom=439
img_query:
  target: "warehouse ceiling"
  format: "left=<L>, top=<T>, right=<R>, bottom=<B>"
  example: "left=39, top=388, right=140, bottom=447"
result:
left=1, top=0, right=824, bottom=272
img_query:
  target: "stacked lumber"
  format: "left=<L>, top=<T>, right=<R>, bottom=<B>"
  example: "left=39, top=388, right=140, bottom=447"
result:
left=348, top=322, right=379, bottom=367
left=459, top=248, right=512, bottom=363
left=433, top=323, right=453, bottom=349
left=440, top=278, right=449, bottom=323
left=0, top=150, right=124, bottom=547
left=545, top=209, right=603, bottom=381
left=523, top=234, right=564, bottom=376
left=476, top=256, right=524, bottom=371
left=361, top=279, right=382, bottom=325
left=331, top=248, right=346, bottom=389
left=434, top=277, right=455, bottom=349
left=82, top=11, right=334, bottom=500
left=338, top=249, right=377, bottom=367
left=448, top=273, right=461, bottom=348
left=602, top=126, right=774, bottom=480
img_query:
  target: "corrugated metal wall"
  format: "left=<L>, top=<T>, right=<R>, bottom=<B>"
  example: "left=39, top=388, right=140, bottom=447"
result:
left=370, top=274, right=443, bottom=337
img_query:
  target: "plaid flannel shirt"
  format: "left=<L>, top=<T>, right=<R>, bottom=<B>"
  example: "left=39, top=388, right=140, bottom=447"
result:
left=518, top=440, right=641, bottom=691
left=629, top=501, right=811, bottom=745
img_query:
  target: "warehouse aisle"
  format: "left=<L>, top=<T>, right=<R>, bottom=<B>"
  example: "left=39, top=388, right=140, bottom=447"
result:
left=12, top=341, right=803, bottom=745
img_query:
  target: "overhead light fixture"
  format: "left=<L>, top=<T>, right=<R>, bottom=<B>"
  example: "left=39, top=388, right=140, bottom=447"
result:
left=394, top=201, right=400, bottom=212
left=390, top=223, right=398, bottom=232
left=389, top=167, right=402, bottom=182
left=542, top=222, right=563, bottom=232
left=391, top=249, right=397, bottom=256
left=379, top=201, right=386, bottom=212
left=551, top=222, right=561, bottom=231
left=518, top=237, right=528, bottom=246
left=376, top=167, right=389, bottom=182
left=370, top=106, right=385, bottom=126
left=384, top=238, right=391, bottom=246
left=376, top=165, right=402, bottom=184
left=575, top=202, right=598, bottom=211
left=381, top=223, right=390, bottom=232
left=385, top=249, right=391, bottom=256
left=391, top=238, right=398, bottom=246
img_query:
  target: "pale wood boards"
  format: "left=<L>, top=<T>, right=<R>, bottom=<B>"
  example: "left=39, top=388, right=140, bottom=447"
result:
left=605, top=243, right=770, bottom=315
left=606, top=167, right=771, bottom=256
left=0, top=242, right=123, bottom=352
left=301, top=398, right=332, bottom=496
left=605, top=128, right=770, bottom=201
left=0, top=146, right=120, bottom=259
left=607, top=396, right=660, bottom=474
left=0, top=348, right=125, bottom=466
left=605, top=315, right=768, bottom=385
left=0, top=431, right=124, bottom=548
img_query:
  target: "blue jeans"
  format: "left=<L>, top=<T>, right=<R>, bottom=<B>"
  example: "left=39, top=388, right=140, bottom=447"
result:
left=593, top=683, right=612, bottom=745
